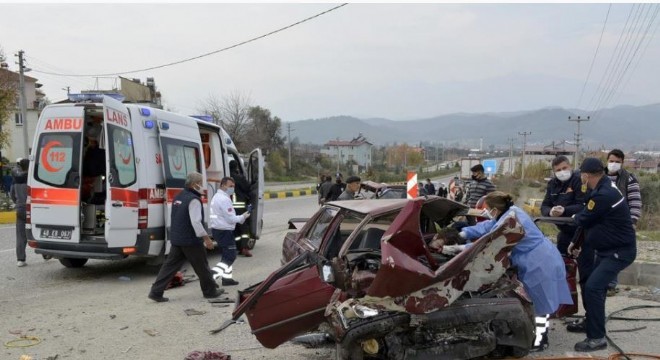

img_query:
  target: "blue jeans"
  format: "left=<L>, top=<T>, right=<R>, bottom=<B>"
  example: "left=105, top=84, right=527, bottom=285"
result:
left=583, top=247, right=635, bottom=339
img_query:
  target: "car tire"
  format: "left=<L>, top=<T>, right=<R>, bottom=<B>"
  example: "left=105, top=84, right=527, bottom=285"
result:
left=335, top=342, right=363, bottom=360
left=59, top=258, right=89, bottom=268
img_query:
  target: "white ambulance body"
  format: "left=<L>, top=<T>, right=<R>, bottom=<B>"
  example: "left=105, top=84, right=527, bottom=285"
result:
left=26, top=95, right=264, bottom=268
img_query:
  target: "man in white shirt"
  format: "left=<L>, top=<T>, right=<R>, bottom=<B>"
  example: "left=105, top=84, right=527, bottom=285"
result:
left=210, top=177, right=250, bottom=286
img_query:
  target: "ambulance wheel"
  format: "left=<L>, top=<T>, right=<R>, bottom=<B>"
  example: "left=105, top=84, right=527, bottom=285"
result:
left=59, top=258, right=89, bottom=268
left=246, top=237, right=256, bottom=250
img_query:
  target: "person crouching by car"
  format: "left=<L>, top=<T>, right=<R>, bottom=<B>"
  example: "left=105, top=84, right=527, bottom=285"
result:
left=209, top=177, right=251, bottom=286
left=442, top=191, right=573, bottom=352
left=338, top=176, right=361, bottom=200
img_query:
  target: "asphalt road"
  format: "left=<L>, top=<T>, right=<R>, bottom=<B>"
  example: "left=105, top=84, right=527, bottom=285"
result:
left=1, top=195, right=659, bottom=359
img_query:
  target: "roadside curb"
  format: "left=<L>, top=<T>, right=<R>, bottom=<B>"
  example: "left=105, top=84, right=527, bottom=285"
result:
left=0, top=211, right=16, bottom=224
left=264, top=189, right=317, bottom=199
left=620, top=261, right=660, bottom=288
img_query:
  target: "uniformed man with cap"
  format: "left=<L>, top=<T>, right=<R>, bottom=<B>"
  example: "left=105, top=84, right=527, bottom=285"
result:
left=567, top=157, right=636, bottom=352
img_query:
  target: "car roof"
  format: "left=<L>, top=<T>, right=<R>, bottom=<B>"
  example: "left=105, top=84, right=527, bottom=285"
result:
left=328, top=196, right=469, bottom=219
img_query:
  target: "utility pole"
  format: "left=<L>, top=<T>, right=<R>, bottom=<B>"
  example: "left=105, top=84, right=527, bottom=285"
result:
left=569, top=116, right=589, bottom=166
left=62, top=86, right=70, bottom=95
left=507, top=137, right=515, bottom=174
left=287, top=123, right=294, bottom=171
left=518, top=131, right=531, bottom=180
left=16, top=50, right=30, bottom=158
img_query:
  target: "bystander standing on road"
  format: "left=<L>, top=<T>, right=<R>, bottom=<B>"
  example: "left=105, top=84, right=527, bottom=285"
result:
left=437, top=183, right=448, bottom=198
left=209, top=177, right=250, bottom=286
left=605, top=149, right=642, bottom=296
left=11, top=158, right=29, bottom=267
left=567, top=158, right=636, bottom=352
left=465, top=164, right=495, bottom=224
left=337, top=176, right=361, bottom=200
left=424, top=178, right=435, bottom=196
left=318, top=175, right=333, bottom=205
left=541, top=155, right=586, bottom=255
left=328, top=174, right=345, bottom=201
left=148, top=172, right=222, bottom=302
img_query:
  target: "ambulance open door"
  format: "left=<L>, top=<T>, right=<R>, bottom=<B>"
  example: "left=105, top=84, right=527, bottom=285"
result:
left=247, top=148, right=264, bottom=239
left=103, top=96, right=139, bottom=247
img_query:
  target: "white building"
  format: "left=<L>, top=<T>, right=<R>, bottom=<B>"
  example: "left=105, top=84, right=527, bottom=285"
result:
left=0, top=65, right=45, bottom=162
left=321, top=134, right=373, bottom=171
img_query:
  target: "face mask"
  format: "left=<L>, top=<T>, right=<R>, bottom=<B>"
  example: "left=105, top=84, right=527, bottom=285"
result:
left=193, top=184, right=203, bottom=193
left=225, top=187, right=235, bottom=196
left=607, top=162, right=622, bottom=173
left=555, top=169, right=572, bottom=182
left=471, top=175, right=478, bottom=180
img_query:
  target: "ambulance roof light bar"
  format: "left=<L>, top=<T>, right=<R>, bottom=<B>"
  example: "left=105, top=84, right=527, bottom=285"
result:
left=189, top=115, right=214, bottom=122
left=68, top=93, right=125, bottom=103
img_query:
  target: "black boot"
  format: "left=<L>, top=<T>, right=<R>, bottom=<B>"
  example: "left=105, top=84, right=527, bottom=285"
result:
left=530, top=332, right=548, bottom=352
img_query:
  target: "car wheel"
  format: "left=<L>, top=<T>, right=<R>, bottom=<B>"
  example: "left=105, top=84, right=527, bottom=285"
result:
left=335, top=342, right=363, bottom=360
left=59, top=258, right=89, bottom=268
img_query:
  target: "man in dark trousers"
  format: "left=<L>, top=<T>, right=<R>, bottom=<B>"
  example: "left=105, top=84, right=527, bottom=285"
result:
left=568, top=158, right=636, bottom=352
left=229, top=160, right=253, bottom=257
left=541, top=155, right=586, bottom=255
left=11, top=159, right=29, bottom=267
left=148, top=172, right=222, bottom=302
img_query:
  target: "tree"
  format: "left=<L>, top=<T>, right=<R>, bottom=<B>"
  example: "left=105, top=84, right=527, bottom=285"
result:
left=198, top=90, right=252, bottom=151
left=0, top=46, right=15, bottom=155
left=246, top=106, right=284, bottom=155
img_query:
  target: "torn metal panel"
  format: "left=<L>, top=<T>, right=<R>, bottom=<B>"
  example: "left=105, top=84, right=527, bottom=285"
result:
left=365, top=212, right=525, bottom=314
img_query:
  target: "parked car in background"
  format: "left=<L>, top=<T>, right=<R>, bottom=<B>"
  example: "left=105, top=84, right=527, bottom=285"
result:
left=227, top=197, right=535, bottom=359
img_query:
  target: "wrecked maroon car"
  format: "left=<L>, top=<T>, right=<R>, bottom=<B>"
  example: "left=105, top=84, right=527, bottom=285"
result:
left=229, top=197, right=535, bottom=359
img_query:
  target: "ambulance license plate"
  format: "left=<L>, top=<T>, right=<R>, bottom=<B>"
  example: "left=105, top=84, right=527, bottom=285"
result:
left=41, top=228, right=73, bottom=240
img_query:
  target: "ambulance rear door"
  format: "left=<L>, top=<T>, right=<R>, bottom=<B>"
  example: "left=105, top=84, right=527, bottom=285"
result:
left=30, top=106, right=84, bottom=244
left=155, top=116, right=205, bottom=247
left=247, top=148, right=264, bottom=239
left=103, top=96, right=139, bottom=247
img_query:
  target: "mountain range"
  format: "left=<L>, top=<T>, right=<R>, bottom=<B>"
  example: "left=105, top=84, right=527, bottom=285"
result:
left=287, top=104, right=660, bottom=150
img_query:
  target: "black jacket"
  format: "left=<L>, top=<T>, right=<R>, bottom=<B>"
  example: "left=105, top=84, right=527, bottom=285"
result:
left=541, top=171, right=586, bottom=233
left=574, top=176, right=636, bottom=258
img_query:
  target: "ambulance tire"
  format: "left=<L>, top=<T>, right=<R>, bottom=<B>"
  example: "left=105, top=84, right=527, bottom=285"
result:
left=246, top=237, right=256, bottom=250
left=59, top=258, right=89, bottom=268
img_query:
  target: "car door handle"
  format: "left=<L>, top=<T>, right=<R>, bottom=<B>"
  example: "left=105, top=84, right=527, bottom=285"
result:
left=112, top=202, right=123, bottom=207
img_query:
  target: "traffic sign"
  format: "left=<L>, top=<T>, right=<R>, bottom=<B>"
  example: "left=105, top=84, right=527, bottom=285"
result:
left=483, top=159, right=497, bottom=174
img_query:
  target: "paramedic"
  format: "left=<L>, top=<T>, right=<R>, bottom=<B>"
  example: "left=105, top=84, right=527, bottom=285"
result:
left=229, top=160, right=253, bottom=257
left=445, top=191, right=572, bottom=351
left=209, top=177, right=250, bottom=286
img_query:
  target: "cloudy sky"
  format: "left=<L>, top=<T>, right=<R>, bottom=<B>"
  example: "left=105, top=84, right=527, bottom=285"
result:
left=2, top=3, right=659, bottom=121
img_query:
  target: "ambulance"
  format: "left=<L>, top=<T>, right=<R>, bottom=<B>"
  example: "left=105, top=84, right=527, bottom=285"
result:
left=26, top=94, right=264, bottom=268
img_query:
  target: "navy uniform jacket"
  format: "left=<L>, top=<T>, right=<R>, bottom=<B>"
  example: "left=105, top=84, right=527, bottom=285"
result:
left=541, top=171, right=586, bottom=234
left=573, top=176, right=636, bottom=259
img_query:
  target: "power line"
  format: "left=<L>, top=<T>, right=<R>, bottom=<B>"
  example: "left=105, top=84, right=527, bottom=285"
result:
left=590, top=3, right=651, bottom=114
left=593, top=4, right=660, bottom=118
left=31, top=3, right=348, bottom=78
left=586, top=4, right=637, bottom=111
left=576, top=4, right=611, bottom=109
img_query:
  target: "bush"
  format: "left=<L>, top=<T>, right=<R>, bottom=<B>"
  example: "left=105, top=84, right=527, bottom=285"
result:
left=638, top=172, right=660, bottom=231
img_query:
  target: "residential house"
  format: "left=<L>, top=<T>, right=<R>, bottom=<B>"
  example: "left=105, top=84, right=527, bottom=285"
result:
left=321, top=134, right=373, bottom=172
